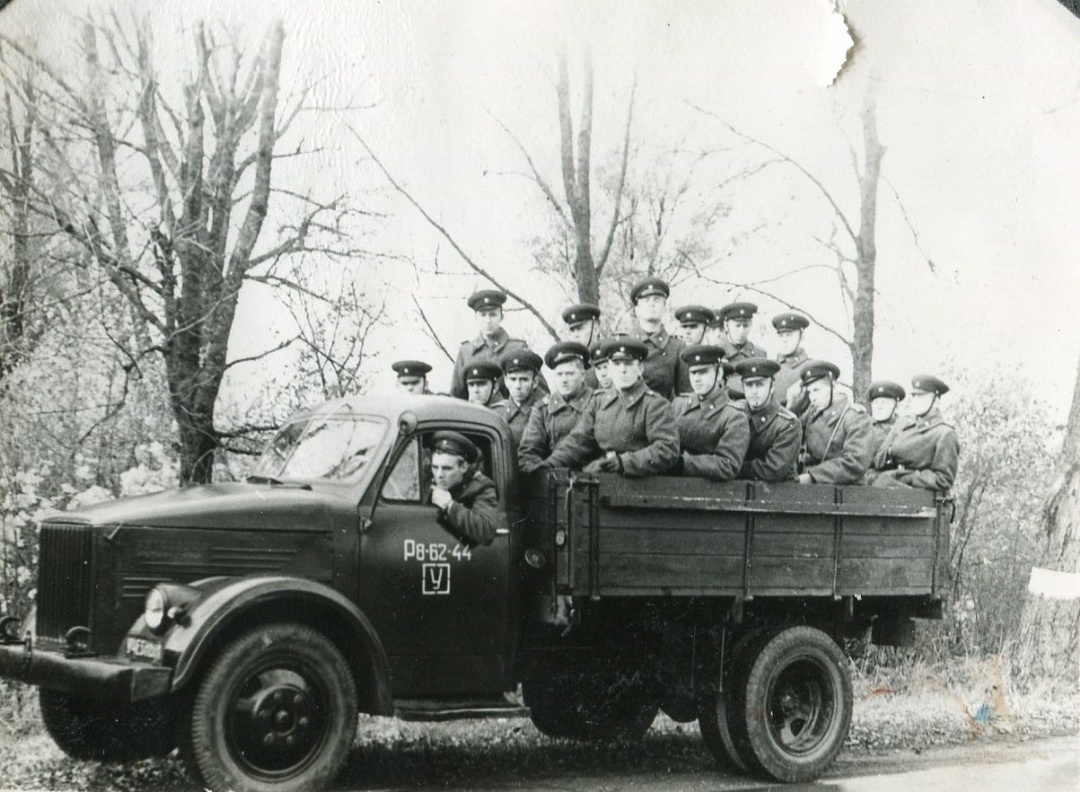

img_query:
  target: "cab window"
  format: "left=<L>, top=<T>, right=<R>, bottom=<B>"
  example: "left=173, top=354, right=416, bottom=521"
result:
left=381, top=431, right=495, bottom=503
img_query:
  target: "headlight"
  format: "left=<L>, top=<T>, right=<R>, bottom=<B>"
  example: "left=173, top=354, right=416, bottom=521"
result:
left=144, top=587, right=167, bottom=632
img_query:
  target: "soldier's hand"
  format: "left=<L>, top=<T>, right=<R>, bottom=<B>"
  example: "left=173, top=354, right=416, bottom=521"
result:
left=431, top=486, right=452, bottom=510
left=797, top=473, right=813, bottom=485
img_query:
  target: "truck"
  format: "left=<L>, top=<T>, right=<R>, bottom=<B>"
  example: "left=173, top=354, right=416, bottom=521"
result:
left=0, top=395, right=949, bottom=792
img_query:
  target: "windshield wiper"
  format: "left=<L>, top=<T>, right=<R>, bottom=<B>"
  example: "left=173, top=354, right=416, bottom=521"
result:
left=245, top=475, right=312, bottom=490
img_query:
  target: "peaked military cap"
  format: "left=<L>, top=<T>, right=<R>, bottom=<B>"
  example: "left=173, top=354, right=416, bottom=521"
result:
left=562, top=303, right=601, bottom=326
left=500, top=349, right=543, bottom=374
left=467, top=289, right=507, bottom=310
left=800, top=360, right=841, bottom=385
left=868, top=380, right=906, bottom=401
left=629, top=276, right=670, bottom=303
left=772, top=312, right=810, bottom=331
left=430, top=431, right=479, bottom=463
left=391, top=360, right=432, bottom=377
left=545, top=341, right=591, bottom=369
left=735, top=357, right=781, bottom=380
left=600, top=337, right=648, bottom=362
left=911, top=375, right=949, bottom=396
left=590, top=342, right=610, bottom=365
left=463, top=359, right=502, bottom=382
left=719, top=301, right=758, bottom=321
left=680, top=344, right=726, bottom=366
left=674, top=305, right=717, bottom=325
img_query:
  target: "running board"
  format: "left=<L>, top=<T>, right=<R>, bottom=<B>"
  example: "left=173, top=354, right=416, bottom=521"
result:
left=393, top=695, right=530, bottom=722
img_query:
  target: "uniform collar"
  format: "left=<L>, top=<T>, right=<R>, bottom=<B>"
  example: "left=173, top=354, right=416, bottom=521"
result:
left=471, top=327, right=509, bottom=352
left=777, top=347, right=807, bottom=365
left=507, top=388, right=542, bottom=417
left=604, top=377, right=647, bottom=408
left=684, top=385, right=729, bottom=413
left=812, top=391, right=850, bottom=425
left=749, top=394, right=780, bottom=424
left=906, top=406, right=944, bottom=430
left=552, top=386, right=593, bottom=412
left=631, top=318, right=670, bottom=348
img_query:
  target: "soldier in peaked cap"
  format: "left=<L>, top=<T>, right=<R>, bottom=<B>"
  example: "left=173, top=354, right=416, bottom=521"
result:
left=428, top=431, right=502, bottom=546
left=451, top=289, right=547, bottom=400
left=772, top=311, right=813, bottom=416
left=463, top=359, right=507, bottom=409
left=563, top=303, right=602, bottom=347
left=867, top=380, right=906, bottom=457
left=797, top=360, right=873, bottom=485
left=518, top=341, right=595, bottom=473
left=674, top=305, right=716, bottom=347
left=494, top=349, right=546, bottom=450
left=392, top=360, right=433, bottom=394
left=617, top=276, right=689, bottom=399
left=670, top=345, right=750, bottom=482
left=589, top=342, right=613, bottom=390
left=713, top=302, right=768, bottom=395
left=537, top=338, right=679, bottom=477
left=872, top=375, right=959, bottom=492
left=734, top=358, right=802, bottom=482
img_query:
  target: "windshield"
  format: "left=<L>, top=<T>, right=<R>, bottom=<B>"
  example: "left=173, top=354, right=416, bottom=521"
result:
left=251, top=415, right=388, bottom=481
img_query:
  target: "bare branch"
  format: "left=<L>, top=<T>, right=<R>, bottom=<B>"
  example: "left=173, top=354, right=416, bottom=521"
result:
left=596, top=70, right=635, bottom=278
left=486, top=108, right=572, bottom=230
left=412, top=295, right=454, bottom=363
left=881, top=175, right=937, bottom=274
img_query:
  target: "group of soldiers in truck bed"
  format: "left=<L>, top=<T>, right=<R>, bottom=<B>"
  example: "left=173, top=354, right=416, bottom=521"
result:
left=390, top=277, right=960, bottom=503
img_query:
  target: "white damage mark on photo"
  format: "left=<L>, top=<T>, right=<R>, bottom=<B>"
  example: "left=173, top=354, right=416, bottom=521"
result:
left=1028, top=566, right=1080, bottom=599
left=819, top=0, right=854, bottom=87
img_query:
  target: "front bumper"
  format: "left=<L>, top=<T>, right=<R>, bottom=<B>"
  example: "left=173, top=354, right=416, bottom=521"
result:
left=0, top=639, right=172, bottom=703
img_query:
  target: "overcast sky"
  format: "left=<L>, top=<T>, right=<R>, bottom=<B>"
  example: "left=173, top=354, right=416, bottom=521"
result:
left=3, top=0, right=1079, bottom=417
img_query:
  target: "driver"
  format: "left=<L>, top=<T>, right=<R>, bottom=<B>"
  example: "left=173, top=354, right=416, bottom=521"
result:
left=429, top=431, right=501, bottom=546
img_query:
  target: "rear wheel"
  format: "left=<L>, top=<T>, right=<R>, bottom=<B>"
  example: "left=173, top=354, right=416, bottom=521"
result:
left=697, top=628, right=765, bottom=772
left=739, top=626, right=853, bottom=782
left=180, top=623, right=357, bottom=792
left=39, top=689, right=176, bottom=762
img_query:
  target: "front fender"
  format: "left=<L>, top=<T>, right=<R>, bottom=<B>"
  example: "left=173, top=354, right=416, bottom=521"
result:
left=163, top=576, right=392, bottom=714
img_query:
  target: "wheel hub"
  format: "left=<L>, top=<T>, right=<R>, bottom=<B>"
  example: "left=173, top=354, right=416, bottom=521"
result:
left=249, top=685, right=314, bottom=745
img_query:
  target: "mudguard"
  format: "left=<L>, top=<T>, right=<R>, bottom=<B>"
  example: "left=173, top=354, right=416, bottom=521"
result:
left=163, top=576, right=393, bottom=714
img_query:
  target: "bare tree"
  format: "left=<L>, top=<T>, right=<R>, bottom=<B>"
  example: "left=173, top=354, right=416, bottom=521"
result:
left=1013, top=353, right=1080, bottom=686
left=1, top=17, right=365, bottom=484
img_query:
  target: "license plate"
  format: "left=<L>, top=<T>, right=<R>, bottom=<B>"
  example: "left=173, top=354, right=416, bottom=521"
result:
left=125, top=636, right=163, bottom=663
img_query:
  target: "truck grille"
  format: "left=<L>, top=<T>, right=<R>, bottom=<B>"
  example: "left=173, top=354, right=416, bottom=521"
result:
left=37, top=524, right=94, bottom=640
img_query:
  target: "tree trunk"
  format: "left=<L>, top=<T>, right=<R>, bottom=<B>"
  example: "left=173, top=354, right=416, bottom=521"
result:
left=1013, top=352, right=1080, bottom=688
left=852, top=95, right=884, bottom=403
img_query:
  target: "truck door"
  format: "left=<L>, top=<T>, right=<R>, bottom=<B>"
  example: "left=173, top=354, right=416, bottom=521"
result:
left=359, top=429, right=512, bottom=697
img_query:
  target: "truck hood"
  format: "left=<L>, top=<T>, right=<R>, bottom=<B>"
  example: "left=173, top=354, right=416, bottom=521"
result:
left=48, top=482, right=345, bottom=531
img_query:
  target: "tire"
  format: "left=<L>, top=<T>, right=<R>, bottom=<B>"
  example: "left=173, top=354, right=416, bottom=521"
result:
left=697, top=628, right=765, bottom=773
left=739, top=626, right=853, bottom=783
left=39, top=689, right=176, bottom=762
left=180, top=623, right=358, bottom=792
left=524, top=667, right=658, bottom=742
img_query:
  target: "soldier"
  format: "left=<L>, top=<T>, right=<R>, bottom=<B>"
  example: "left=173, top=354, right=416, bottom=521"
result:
left=518, top=341, right=595, bottom=473
left=564, top=303, right=603, bottom=390
left=734, top=358, right=802, bottom=482
left=392, top=360, right=433, bottom=394
left=429, top=431, right=502, bottom=546
left=867, top=380, right=906, bottom=457
left=495, top=350, right=545, bottom=450
left=590, top=343, right=613, bottom=390
left=872, top=375, right=959, bottom=492
left=797, top=361, right=873, bottom=485
left=772, top=312, right=812, bottom=415
left=715, top=302, right=768, bottom=396
left=463, top=360, right=507, bottom=409
left=536, top=338, right=679, bottom=477
left=674, top=305, right=715, bottom=347
left=618, top=277, right=689, bottom=399
left=671, top=345, right=750, bottom=482
left=450, top=289, right=537, bottom=400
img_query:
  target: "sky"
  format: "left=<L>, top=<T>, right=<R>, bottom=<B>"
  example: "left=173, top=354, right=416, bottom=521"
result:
left=2, top=0, right=1080, bottom=418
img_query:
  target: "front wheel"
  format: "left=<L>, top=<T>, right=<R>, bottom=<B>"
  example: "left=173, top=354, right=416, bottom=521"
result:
left=180, top=623, right=358, bottom=792
left=740, top=626, right=853, bottom=783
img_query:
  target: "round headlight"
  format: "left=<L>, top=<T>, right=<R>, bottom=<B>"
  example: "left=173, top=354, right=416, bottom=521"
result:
left=144, top=588, right=167, bottom=631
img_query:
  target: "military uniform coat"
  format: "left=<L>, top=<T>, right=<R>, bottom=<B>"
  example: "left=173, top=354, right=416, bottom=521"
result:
left=868, top=415, right=898, bottom=458
left=718, top=338, right=768, bottom=395
left=622, top=318, right=690, bottom=399
left=544, top=379, right=679, bottom=477
left=671, top=388, right=751, bottom=482
left=872, top=407, right=959, bottom=492
left=437, top=470, right=503, bottom=546
left=517, top=387, right=595, bottom=473
left=739, top=395, right=802, bottom=482
left=774, top=347, right=812, bottom=415
left=801, top=393, right=874, bottom=484
left=495, top=388, right=545, bottom=450
left=450, top=330, right=549, bottom=399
